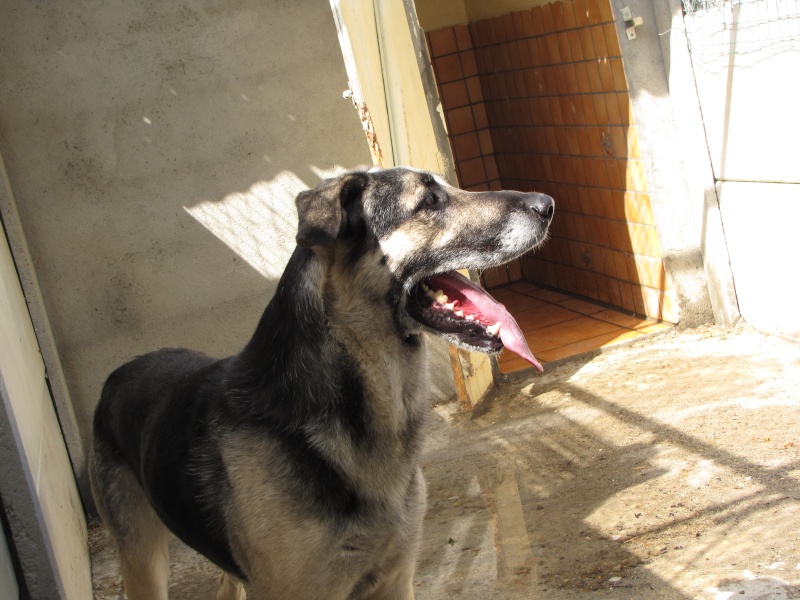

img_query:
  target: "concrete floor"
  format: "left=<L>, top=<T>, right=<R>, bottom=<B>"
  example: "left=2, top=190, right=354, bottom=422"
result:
left=90, top=323, right=800, bottom=599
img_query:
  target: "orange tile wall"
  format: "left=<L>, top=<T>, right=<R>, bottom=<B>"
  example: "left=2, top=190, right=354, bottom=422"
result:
left=427, top=0, right=678, bottom=323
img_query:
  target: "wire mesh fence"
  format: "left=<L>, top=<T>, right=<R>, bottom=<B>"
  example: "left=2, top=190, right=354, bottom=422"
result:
left=681, top=0, right=800, bottom=65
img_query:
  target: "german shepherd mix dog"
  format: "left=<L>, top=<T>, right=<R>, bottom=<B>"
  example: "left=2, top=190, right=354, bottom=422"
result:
left=90, top=167, right=554, bottom=600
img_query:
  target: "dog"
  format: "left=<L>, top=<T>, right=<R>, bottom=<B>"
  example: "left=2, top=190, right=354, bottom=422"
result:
left=90, top=167, right=554, bottom=600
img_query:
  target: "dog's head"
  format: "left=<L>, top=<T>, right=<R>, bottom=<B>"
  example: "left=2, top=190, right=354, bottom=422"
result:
left=295, top=167, right=554, bottom=370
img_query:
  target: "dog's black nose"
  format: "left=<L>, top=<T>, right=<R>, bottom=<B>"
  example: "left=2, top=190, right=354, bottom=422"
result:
left=525, top=193, right=555, bottom=222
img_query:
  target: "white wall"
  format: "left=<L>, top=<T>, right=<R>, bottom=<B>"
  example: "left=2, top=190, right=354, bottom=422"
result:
left=685, top=2, right=800, bottom=339
left=0, top=0, right=373, bottom=490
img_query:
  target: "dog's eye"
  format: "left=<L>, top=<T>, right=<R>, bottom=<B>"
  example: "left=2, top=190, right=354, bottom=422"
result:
left=421, top=192, right=445, bottom=210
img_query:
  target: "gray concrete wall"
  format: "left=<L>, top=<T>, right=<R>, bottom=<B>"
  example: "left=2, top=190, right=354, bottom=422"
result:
left=0, top=0, right=372, bottom=498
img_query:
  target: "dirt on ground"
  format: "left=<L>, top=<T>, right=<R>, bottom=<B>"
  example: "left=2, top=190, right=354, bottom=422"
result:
left=90, top=323, right=800, bottom=599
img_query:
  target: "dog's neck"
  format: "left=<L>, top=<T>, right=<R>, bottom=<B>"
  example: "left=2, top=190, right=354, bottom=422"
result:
left=230, top=246, right=429, bottom=433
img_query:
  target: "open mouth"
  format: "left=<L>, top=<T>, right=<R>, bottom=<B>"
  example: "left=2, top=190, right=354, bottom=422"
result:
left=408, top=271, right=543, bottom=372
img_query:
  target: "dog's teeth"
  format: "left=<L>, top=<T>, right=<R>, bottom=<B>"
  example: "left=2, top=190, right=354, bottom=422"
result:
left=486, top=322, right=502, bottom=336
left=465, top=315, right=474, bottom=321
left=444, top=302, right=455, bottom=310
left=434, top=291, right=448, bottom=304
left=454, top=310, right=464, bottom=317
left=422, top=283, right=431, bottom=293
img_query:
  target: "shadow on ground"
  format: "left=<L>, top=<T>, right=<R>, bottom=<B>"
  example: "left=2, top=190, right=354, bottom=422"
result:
left=90, top=323, right=800, bottom=599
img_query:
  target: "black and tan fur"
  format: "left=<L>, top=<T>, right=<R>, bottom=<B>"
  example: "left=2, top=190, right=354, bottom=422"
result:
left=90, top=167, right=554, bottom=599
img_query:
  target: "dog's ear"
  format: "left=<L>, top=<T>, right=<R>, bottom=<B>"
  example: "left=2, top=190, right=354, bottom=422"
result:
left=295, top=173, right=369, bottom=247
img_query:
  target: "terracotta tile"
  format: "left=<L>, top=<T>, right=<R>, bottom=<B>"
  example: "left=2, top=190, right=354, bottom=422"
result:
left=473, top=103, right=489, bottom=129
left=565, top=127, right=581, bottom=155
left=603, top=23, right=622, bottom=56
left=596, top=276, right=612, bottom=303
left=560, top=296, right=605, bottom=314
left=447, top=105, right=475, bottom=135
left=562, top=0, right=578, bottom=29
left=572, top=65, right=589, bottom=98
left=637, top=193, right=655, bottom=225
left=498, top=291, right=549, bottom=313
left=452, top=24, right=471, bottom=52
left=478, top=129, right=494, bottom=155
left=593, top=158, right=611, bottom=187
left=576, top=127, right=592, bottom=156
left=605, top=158, right=623, bottom=189
left=573, top=0, right=589, bottom=27
left=515, top=303, right=583, bottom=334
left=582, top=157, right=598, bottom=186
left=626, top=125, right=641, bottom=159
left=458, top=157, right=486, bottom=187
left=586, top=189, right=602, bottom=215
left=453, top=132, right=481, bottom=161
left=587, top=126, right=603, bottom=156
left=627, top=159, right=649, bottom=193
left=484, top=155, right=500, bottom=180
left=553, top=2, right=567, bottom=31
left=612, top=251, right=629, bottom=280
left=581, top=95, right=598, bottom=124
left=535, top=127, right=549, bottom=154
left=606, top=96, right=623, bottom=127
left=610, top=58, right=627, bottom=91
left=537, top=37, right=552, bottom=66
left=607, top=279, right=622, bottom=307
left=498, top=354, right=534, bottom=374
left=545, top=126, right=559, bottom=152
left=597, top=0, right=615, bottom=23
left=593, top=94, right=610, bottom=126
left=585, top=60, right=603, bottom=93
left=541, top=3, right=555, bottom=33
left=601, top=189, right=619, bottom=219
left=625, top=252, right=640, bottom=284
left=512, top=9, right=526, bottom=39
left=517, top=40, right=532, bottom=69
left=483, top=265, right=510, bottom=287
left=530, top=287, right=573, bottom=302
left=618, top=280, right=636, bottom=312
left=514, top=71, right=527, bottom=99
left=659, top=293, right=679, bottom=324
left=554, top=65, right=569, bottom=95
left=491, top=16, right=506, bottom=43
left=556, top=31, right=574, bottom=63
left=531, top=5, right=545, bottom=36
left=435, top=54, right=463, bottom=83
left=585, top=0, right=602, bottom=24
left=579, top=28, right=597, bottom=61
left=558, top=96, right=575, bottom=127
left=509, top=41, right=522, bottom=70
left=567, top=31, right=585, bottom=62
left=598, top=58, right=615, bottom=91
left=499, top=45, right=513, bottom=71
left=428, top=27, right=458, bottom=57
left=509, top=281, right=543, bottom=294
left=600, top=247, right=617, bottom=276
left=528, top=315, right=621, bottom=352
left=528, top=37, right=542, bottom=66
left=468, top=22, right=482, bottom=48
left=464, top=76, right=482, bottom=104
left=542, top=66, right=558, bottom=95
left=508, top=260, right=523, bottom=282
left=591, top=25, right=609, bottom=58
left=617, top=93, right=632, bottom=125
left=461, top=49, right=478, bottom=77
left=441, top=80, right=470, bottom=109
left=592, top=308, right=650, bottom=328
left=633, top=287, right=646, bottom=316
left=571, top=157, right=586, bottom=185
left=561, top=65, right=578, bottom=96
left=522, top=10, right=536, bottom=37
left=503, top=13, right=516, bottom=41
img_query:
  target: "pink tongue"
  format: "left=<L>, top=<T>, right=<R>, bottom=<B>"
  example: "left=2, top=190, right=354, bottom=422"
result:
left=428, top=272, right=543, bottom=373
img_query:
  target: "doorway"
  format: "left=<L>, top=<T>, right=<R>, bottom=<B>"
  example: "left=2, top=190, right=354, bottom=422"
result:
left=417, top=0, right=675, bottom=373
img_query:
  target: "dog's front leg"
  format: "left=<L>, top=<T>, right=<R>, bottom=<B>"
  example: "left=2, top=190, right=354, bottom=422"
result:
left=217, top=570, right=246, bottom=600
